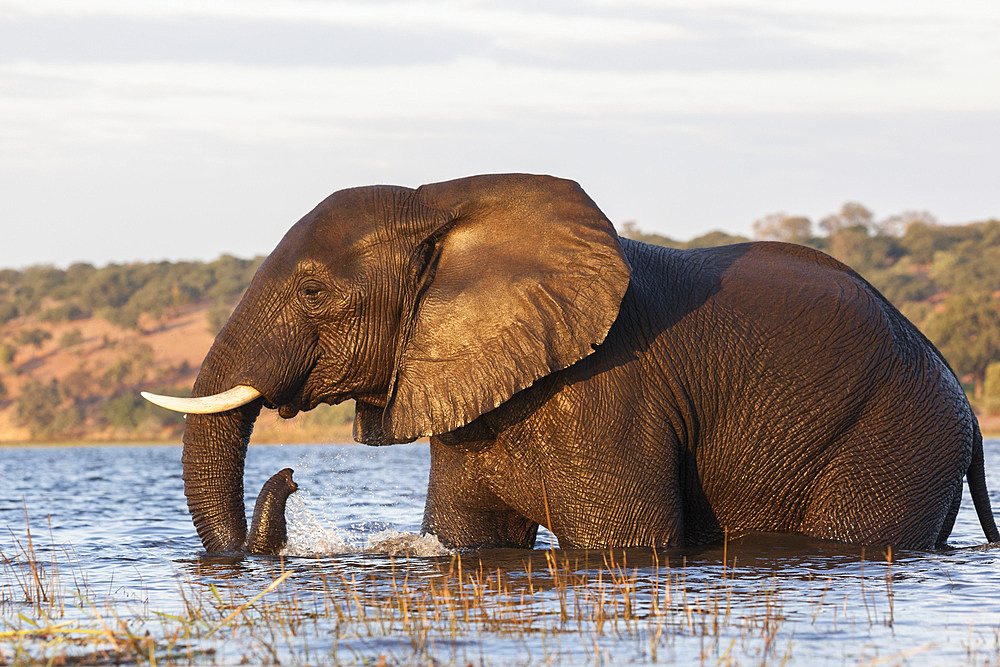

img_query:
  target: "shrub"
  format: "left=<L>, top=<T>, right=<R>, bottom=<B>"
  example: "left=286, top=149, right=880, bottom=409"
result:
left=304, top=401, right=355, bottom=427
left=102, top=391, right=181, bottom=431
left=984, top=362, right=1000, bottom=415
left=59, top=328, right=85, bottom=349
left=103, top=344, right=155, bottom=388
left=15, top=378, right=80, bottom=439
left=207, top=303, right=234, bottom=335
left=100, top=303, right=142, bottom=330
left=922, top=293, right=1000, bottom=397
left=0, top=342, right=16, bottom=366
left=0, top=301, right=18, bottom=324
left=40, top=303, right=88, bottom=323
left=16, top=328, right=52, bottom=348
left=62, top=366, right=97, bottom=398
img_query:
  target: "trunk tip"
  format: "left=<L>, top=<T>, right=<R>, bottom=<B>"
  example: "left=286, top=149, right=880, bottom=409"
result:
left=245, top=468, right=299, bottom=555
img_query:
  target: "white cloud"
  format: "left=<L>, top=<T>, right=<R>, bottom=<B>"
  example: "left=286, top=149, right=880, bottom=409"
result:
left=4, top=0, right=690, bottom=46
left=1, top=0, right=998, bottom=266
left=2, top=52, right=997, bottom=160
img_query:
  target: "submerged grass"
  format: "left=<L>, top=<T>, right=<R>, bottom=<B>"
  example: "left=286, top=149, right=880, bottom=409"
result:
left=2, top=513, right=999, bottom=666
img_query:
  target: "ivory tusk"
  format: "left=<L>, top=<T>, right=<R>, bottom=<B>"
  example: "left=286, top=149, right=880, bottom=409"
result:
left=140, top=385, right=262, bottom=414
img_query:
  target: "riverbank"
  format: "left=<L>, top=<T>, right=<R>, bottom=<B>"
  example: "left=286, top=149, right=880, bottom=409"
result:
left=4, top=413, right=999, bottom=447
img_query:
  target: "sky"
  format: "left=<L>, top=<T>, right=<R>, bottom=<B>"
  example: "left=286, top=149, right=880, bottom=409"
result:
left=1, top=0, right=999, bottom=268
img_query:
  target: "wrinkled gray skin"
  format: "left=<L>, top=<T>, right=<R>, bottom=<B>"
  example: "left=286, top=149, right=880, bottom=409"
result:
left=244, top=468, right=297, bottom=554
left=181, top=173, right=999, bottom=553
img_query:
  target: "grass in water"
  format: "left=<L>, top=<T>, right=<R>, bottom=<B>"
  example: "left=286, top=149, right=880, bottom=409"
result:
left=0, top=512, right=993, bottom=665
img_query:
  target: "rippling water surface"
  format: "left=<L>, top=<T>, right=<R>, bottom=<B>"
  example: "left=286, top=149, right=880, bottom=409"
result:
left=3, top=439, right=1000, bottom=665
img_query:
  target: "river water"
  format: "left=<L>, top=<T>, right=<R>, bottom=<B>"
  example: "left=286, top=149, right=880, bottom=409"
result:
left=3, top=439, right=1000, bottom=665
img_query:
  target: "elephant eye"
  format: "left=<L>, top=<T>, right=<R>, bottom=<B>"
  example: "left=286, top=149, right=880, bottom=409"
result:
left=299, top=281, right=328, bottom=309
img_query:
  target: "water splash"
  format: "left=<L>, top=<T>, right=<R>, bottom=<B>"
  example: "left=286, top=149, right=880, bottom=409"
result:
left=365, top=530, right=450, bottom=557
left=281, top=494, right=352, bottom=555
left=281, top=493, right=450, bottom=557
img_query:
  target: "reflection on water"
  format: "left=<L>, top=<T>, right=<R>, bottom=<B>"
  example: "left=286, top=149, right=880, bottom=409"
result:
left=2, top=440, right=1000, bottom=664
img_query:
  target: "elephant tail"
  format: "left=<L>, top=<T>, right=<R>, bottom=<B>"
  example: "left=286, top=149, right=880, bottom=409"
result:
left=969, top=420, right=1000, bottom=543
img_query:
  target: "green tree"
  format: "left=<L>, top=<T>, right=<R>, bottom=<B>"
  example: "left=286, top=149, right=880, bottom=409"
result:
left=100, top=302, right=143, bottom=330
left=870, top=265, right=933, bottom=305
left=752, top=213, right=813, bottom=243
left=827, top=228, right=902, bottom=275
left=820, top=202, right=875, bottom=235
left=984, top=361, right=1000, bottom=414
left=209, top=254, right=261, bottom=302
left=15, top=378, right=58, bottom=432
left=302, top=401, right=355, bottom=428
left=927, top=246, right=1000, bottom=295
left=899, top=220, right=980, bottom=264
left=16, top=265, right=66, bottom=314
left=618, top=221, right=681, bottom=247
left=207, top=303, right=234, bottom=335
left=62, top=366, right=97, bottom=398
left=103, top=343, right=155, bottom=388
left=684, top=231, right=750, bottom=249
left=59, top=328, right=85, bottom=348
left=0, top=301, right=18, bottom=324
left=877, top=210, right=937, bottom=237
left=102, top=390, right=182, bottom=431
left=0, top=341, right=16, bottom=367
left=82, top=263, right=137, bottom=310
left=922, top=293, right=1000, bottom=397
left=16, top=328, right=52, bottom=348
left=15, top=378, right=80, bottom=439
left=40, top=303, right=87, bottom=322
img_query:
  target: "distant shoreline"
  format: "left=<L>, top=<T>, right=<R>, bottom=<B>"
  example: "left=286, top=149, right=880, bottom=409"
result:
left=0, top=438, right=363, bottom=449
left=2, top=427, right=997, bottom=449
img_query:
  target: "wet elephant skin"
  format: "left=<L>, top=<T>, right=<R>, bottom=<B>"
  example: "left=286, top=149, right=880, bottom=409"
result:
left=171, top=173, right=998, bottom=553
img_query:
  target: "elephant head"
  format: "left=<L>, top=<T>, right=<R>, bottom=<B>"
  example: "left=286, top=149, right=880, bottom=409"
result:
left=144, top=174, right=630, bottom=552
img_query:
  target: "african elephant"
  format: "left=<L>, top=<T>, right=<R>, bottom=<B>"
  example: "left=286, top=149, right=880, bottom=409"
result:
left=143, top=173, right=999, bottom=552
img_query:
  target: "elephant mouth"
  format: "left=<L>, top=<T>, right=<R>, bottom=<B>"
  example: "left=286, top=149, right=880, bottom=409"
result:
left=276, top=387, right=373, bottom=420
left=276, top=402, right=301, bottom=419
left=273, top=388, right=314, bottom=419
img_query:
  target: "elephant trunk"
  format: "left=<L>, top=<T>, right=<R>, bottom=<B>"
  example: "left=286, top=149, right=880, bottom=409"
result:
left=180, top=327, right=269, bottom=551
left=182, top=402, right=262, bottom=552
left=245, top=468, right=298, bottom=554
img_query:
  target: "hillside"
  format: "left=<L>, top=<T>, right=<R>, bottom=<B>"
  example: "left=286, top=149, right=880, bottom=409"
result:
left=2, top=205, right=1000, bottom=443
left=0, top=258, right=354, bottom=444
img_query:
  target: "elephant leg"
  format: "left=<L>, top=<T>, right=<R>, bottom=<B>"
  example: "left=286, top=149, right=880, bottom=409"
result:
left=422, top=438, right=538, bottom=549
left=936, top=478, right=963, bottom=549
left=800, top=431, right=966, bottom=549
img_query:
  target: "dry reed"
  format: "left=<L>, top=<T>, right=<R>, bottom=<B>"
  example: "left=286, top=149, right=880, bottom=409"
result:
left=0, top=513, right=972, bottom=666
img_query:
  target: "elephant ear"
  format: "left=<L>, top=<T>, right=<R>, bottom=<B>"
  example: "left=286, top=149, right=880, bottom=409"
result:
left=355, top=173, right=631, bottom=444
